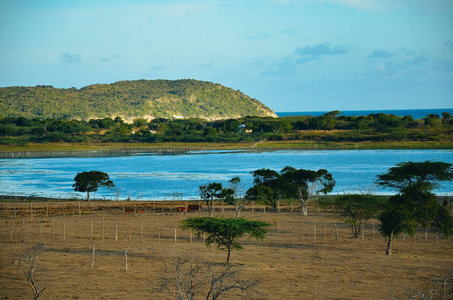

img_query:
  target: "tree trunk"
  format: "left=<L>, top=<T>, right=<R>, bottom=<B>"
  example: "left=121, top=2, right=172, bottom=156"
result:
left=386, top=232, right=393, bottom=255
left=86, top=191, right=90, bottom=201
left=226, top=246, right=231, bottom=263
left=209, top=198, right=213, bottom=217
left=301, top=200, right=308, bottom=216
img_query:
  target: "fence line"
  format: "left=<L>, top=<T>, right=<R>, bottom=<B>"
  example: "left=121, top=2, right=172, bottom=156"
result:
left=5, top=214, right=451, bottom=248
left=0, top=147, right=208, bottom=159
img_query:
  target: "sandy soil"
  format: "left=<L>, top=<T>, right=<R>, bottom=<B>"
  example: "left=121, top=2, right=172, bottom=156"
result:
left=0, top=201, right=452, bottom=299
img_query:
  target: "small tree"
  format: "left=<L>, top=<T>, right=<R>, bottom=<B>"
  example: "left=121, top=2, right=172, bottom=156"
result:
left=73, top=171, right=114, bottom=201
left=332, top=194, right=386, bottom=238
left=223, top=177, right=251, bottom=217
left=158, top=255, right=202, bottom=300
left=199, top=183, right=223, bottom=217
left=376, top=161, right=453, bottom=255
left=157, top=255, right=258, bottom=300
left=16, top=243, right=47, bottom=300
left=181, top=217, right=270, bottom=263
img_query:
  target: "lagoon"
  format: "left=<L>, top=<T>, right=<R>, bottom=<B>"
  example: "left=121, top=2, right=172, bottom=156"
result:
left=1, top=149, right=452, bottom=200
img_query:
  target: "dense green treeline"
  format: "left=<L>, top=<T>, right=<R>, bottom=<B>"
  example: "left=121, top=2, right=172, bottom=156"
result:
left=1, top=111, right=452, bottom=146
left=0, top=79, right=276, bottom=120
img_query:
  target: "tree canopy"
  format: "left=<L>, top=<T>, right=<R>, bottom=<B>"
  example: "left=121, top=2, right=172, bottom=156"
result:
left=376, top=161, right=453, bottom=191
left=73, top=171, right=114, bottom=201
left=331, top=194, right=387, bottom=238
left=181, top=217, right=270, bottom=263
left=245, top=166, right=335, bottom=214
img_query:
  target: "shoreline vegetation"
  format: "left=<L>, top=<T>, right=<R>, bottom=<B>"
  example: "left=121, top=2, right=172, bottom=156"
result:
left=1, top=111, right=452, bottom=155
left=0, top=139, right=452, bottom=158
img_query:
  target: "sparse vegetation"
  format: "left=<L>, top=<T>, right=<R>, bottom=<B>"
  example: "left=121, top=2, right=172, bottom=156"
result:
left=1, top=200, right=452, bottom=299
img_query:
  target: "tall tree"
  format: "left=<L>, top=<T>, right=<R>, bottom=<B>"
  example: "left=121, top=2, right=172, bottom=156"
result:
left=246, top=168, right=281, bottom=211
left=281, top=166, right=335, bottom=216
left=73, top=171, right=114, bottom=201
left=376, top=161, right=453, bottom=255
left=199, top=183, right=223, bottom=217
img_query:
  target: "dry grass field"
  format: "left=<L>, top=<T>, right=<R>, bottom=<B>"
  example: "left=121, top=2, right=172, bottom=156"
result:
left=0, top=200, right=452, bottom=299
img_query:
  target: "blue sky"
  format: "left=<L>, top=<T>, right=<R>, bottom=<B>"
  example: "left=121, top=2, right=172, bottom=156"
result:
left=1, top=0, right=452, bottom=112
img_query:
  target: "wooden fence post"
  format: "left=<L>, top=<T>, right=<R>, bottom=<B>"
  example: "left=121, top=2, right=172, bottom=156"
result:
left=115, top=224, right=118, bottom=241
left=334, top=223, right=338, bottom=242
left=372, top=221, right=375, bottom=241
left=91, top=243, right=95, bottom=268
left=157, top=219, right=161, bottom=243
left=26, top=218, right=29, bottom=243
left=174, top=228, right=177, bottom=243
left=63, top=222, right=66, bottom=241
left=51, top=218, right=53, bottom=241
left=125, top=248, right=129, bottom=272
left=301, top=220, right=304, bottom=243
left=140, top=224, right=143, bottom=242
left=314, top=225, right=317, bottom=243
left=129, top=218, right=132, bottom=240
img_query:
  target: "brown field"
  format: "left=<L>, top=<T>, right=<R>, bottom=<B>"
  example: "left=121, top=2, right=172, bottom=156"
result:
left=0, top=200, right=452, bottom=299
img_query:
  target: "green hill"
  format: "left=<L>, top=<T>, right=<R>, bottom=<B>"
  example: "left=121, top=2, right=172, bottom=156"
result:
left=0, top=79, right=276, bottom=121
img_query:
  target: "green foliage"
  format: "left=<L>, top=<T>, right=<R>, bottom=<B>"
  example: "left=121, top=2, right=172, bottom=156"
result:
left=180, top=217, right=270, bottom=263
left=1, top=109, right=452, bottom=146
left=73, top=171, right=114, bottom=201
left=199, top=182, right=224, bottom=216
left=0, top=79, right=275, bottom=120
left=246, top=166, right=335, bottom=214
left=376, top=161, right=453, bottom=254
left=376, top=161, right=453, bottom=191
left=332, top=194, right=387, bottom=237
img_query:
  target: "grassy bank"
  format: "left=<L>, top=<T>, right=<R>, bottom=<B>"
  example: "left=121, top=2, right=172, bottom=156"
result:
left=0, top=139, right=452, bottom=154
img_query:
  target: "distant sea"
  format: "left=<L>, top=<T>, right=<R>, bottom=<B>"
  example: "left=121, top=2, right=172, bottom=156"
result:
left=276, top=108, right=453, bottom=120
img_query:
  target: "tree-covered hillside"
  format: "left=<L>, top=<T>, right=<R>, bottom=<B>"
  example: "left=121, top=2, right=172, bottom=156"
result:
left=0, top=79, right=277, bottom=120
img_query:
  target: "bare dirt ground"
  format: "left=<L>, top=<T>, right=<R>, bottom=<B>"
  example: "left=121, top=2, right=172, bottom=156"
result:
left=0, top=200, right=452, bottom=299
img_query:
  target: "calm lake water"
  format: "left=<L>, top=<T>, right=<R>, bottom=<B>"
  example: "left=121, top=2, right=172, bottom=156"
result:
left=1, top=149, right=452, bottom=200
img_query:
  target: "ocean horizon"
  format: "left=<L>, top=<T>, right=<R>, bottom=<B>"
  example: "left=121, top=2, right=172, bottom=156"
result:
left=276, top=108, right=453, bottom=120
